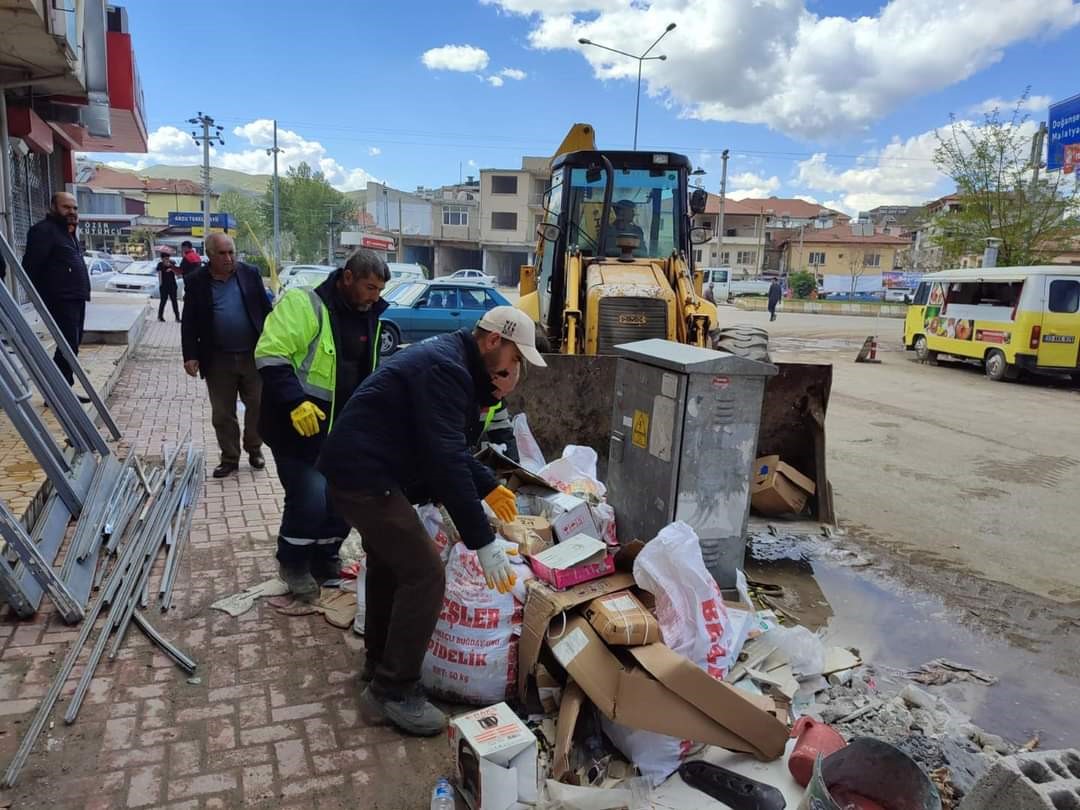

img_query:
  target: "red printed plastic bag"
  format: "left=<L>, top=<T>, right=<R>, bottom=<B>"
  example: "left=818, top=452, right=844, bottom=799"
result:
left=417, top=504, right=457, bottom=563
left=421, top=542, right=522, bottom=705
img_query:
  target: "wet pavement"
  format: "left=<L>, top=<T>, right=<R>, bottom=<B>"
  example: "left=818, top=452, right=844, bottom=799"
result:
left=746, top=529, right=1080, bottom=749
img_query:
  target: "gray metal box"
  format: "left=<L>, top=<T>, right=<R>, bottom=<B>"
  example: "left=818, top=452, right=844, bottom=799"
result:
left=606, top=339, right=777, bottom=587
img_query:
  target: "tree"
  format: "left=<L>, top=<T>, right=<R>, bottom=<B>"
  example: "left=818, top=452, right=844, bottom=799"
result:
left=219, top=190, right=269, bottom=259
left=788, top=270, right=816, bottom=299
left=933, top=91, right=1080, bottom=266
left=263, top=163, right=357, bottom=263
left=847, top=249, right=868, bottom=295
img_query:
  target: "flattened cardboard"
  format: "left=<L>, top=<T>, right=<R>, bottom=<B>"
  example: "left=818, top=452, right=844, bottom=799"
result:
left=552, top=680, right=586, bottom=783
left=583, top=590, right=660, bottom=646
left=518, top=574, right=636, bottom=701
left=548, top=615, right=789, bottom=761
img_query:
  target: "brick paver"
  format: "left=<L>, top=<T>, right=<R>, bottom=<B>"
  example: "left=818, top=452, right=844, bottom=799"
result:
left=0, top=317, right=453, bottom=809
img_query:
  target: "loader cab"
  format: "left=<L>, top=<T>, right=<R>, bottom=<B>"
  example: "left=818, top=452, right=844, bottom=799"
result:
left=535, top=150, right=694, bottom=339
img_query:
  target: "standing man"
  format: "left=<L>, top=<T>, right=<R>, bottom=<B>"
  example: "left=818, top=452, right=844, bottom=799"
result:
left=177, top=240, right=202, bottom=277
left=22, top=192, right=91, bottom=400
left=768, top=278, right=782, bottom=322
left=255, top=249, right=389, bottom=601
left=181, top=233, right=271, bottom=478
left=317, top=308, right=546, bottom=736
left=156, top=251, right=180, bottom=322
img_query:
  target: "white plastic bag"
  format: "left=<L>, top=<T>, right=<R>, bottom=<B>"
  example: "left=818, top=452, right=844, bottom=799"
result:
left=421, top=542, right=523, bottom=705
left=761, top=624, right=826, bottom=679
left=513, top=412, right=546, bottom=473
left=539, top=445, right=607, bottom=500
left=417, top=504, right=455, bottom=563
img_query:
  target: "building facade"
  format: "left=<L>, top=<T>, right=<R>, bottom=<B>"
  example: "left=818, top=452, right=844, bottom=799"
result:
left=779, top=224, right=911, bottom=286
left=478, top=157, right=547, bottom=286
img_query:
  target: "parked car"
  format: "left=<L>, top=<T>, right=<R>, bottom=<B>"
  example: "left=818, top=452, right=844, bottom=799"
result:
left=85, top=250, right=133, bottom=272
left=701, top=267, right=731, bottom=302
left=280, top=266, right=334, bottom=294
left=446, top=268, right=495, bottom=285
left=87, top=257, right=117, bottom=291
left=105, top=259, right=183, bottom=299
left=729, top=279, right=773, bottom=297
left=379, top=280, right=511, bottom=354
left=884, top=287, right=915, bottom=303
left=279, top=263, right=335, bottom=286
left=386, top=262, right=426, bottom=282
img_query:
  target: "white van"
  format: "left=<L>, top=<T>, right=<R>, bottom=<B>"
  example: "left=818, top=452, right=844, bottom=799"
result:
left=702, top=267, right=731, bottom=302
left=386, top=262, right=426, bottom=282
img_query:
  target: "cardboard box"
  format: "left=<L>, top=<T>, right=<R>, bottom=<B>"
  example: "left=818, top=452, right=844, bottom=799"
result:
left=529, top=534, right=614, bottom=590
left=519, top=577, right=789, bottom=762
left=449, top=702, right=539, bottom=810
left=545, top=493, right=601, bottom=542
left=751, top=455, right=816, bottom=516
left=583, top=590, right=660, bottom=646
left=502, top=516, right=553, bottom=557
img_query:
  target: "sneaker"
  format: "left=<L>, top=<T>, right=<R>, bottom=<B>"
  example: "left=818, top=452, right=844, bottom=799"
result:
left=278, top=563, right=319, bottom=603
left=361, top=684, right=446, bottom=737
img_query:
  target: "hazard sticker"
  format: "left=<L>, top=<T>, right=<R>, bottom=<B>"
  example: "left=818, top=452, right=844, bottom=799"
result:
left=631, top=409, right=649, bottom=449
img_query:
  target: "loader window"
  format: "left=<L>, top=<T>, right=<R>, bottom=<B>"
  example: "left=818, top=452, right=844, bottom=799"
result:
left=566, top=167, right=681, bottom=259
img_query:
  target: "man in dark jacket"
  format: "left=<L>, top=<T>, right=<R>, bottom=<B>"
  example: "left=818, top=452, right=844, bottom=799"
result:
left=768, top=278, right=783, bottom=321
left=318, top=307, right=546, bottom=736
left=255, top=249, right=389, bottom=601
left=22, top=192, right=91, bottom=395
left=156, top=251, right=180, bottom=322
left=181, top=233, right=271, bottom=477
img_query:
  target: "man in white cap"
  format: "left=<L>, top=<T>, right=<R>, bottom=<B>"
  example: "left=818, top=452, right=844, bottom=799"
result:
left=317, top=306, right=546, bottom=736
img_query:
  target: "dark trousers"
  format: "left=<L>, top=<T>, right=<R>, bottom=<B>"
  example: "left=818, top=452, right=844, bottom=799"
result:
left=158, top=286, right=179, bottom=320
left=330, top=486, right=444, bottom=696
left=768, top=301, right=778, bottom=321
left=44, top=298, right=85, bottom=386
left=274, top=453, right=349, bottom=573
left=203, top=351, right=262, bottom=465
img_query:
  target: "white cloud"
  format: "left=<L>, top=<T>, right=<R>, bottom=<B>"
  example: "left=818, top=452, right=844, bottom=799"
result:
left=500, top=67, right=527, bottom=80
left=727, top=171, right=781, bottom=198
left=368, top=146, right=382, bottom=157
left=422, top=44, right=490, bottom=72
left=83, top=118, right=379, bottom=192
left=468, top=159, right=478, bottom=167
left=487, top=75, right=506, bottom=87
left=488, top=0, right=1080, bottom=139
left=971, top=94, right=1053, bottom=115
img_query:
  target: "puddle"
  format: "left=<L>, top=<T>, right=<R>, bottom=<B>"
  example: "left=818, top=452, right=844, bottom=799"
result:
left=746, top=532, right=1080, bottom=748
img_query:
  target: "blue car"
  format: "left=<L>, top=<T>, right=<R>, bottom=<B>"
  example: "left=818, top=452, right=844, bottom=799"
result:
left=379, top=280, right=512, bottom=354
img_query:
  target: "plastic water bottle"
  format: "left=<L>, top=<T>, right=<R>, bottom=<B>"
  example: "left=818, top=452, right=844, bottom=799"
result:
left=430, top=777, right=454, bottom=810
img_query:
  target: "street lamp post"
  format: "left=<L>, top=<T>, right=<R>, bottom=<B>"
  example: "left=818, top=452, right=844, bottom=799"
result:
left=578, top=22, right=676, bottom=150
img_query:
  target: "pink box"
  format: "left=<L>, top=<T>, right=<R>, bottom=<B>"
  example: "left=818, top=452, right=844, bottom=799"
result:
left=528, top=553, right=615, bottom=591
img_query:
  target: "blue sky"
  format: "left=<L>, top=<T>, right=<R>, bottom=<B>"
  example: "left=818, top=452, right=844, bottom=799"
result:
left=89, top=0, right=1080, bottom=215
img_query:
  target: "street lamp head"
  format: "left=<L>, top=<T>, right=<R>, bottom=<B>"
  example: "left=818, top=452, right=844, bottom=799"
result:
left=666, top=22, right=677, bottom=31
left=658, top=55, right=667, bottom=60
left=578, top=37, right=590, bottom=44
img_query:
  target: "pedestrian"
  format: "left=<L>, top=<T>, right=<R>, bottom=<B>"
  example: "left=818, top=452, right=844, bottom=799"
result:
left=177, top=240, right=202, bottom=277
left=180, top=233, right=271, bottom=478
left=21, top=192, right=91, bottom=401
left=768, top=278, right=782, bottom=321
left=317, top=307, right=546, bottom=736
left=156, top=251, right=180, bottom=322
left=254, top=249, right=389, bottom=601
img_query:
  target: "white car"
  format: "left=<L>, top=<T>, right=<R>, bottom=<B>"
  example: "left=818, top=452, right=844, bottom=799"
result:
left=105, top=259, right=184, bottom=299
left=446, top=268, right=495, bottom=285
left=279, top=263, right=335, bottom=285
left=87, top=257, right=117, bottom=291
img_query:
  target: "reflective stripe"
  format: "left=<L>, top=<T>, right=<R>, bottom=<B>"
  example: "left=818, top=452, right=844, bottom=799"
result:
left=254, top=356, right=291, bottom=369
left=482, top=402, right=502, bottom=433
left=296, top=289, right=325, bottom=383
left=281, top=535, right=347, bottom=547
left=372, top=321, right=381, bottom=371
left=301, top=380, right=333, bottom=400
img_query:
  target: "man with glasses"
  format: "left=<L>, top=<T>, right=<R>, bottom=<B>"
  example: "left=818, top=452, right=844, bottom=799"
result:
left=317, top=307, right=546, bottom=737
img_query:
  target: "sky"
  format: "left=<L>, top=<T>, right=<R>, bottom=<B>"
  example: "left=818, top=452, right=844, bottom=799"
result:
left=86, top=0, right=1080, bottom=216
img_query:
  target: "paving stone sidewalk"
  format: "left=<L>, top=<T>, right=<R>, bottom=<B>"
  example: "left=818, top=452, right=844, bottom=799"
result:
left=0, top=317, right=452, bottom=809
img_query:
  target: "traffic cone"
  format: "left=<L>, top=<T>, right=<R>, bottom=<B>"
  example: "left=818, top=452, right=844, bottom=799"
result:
left=855, top=335, right=882, bottom=364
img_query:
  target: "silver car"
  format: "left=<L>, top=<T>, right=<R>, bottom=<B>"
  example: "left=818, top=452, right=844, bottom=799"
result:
left=105, top=259, right=184, bottom=299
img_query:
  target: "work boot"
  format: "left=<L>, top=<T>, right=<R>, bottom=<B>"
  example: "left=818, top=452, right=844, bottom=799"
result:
left=248, top=450, right=265, bottom=470
left=278, top=562, right=319, bottom=603
left=310, top=553, right=342, bottom=583
left=360, top=684, right=446, bottom=737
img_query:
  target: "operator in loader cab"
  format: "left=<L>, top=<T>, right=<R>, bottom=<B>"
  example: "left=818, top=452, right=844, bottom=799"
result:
left=605, top=199, right=645, bottom=256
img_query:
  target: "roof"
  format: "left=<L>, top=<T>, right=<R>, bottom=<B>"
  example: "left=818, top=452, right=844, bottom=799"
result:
left=922, top=266, right=1080, bottom=281
left=83, top=165, right=213, bottom=196
left=729, top=196, right=850, bottom=221
left=781, top=224, right=911, bottom=246
left=702, top=195, right=770, bottom=216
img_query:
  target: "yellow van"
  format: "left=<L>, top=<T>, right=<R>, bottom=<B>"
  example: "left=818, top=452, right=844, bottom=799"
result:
left=904, top=266, right=1080, bottom=381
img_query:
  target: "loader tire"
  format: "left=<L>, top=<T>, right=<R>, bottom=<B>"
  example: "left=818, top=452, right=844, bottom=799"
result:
left=710, top=324, right=771, bottom=362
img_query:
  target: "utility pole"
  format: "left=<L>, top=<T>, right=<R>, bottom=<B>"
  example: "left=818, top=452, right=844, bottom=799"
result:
left=717, top=149, right=729, bottom=267
left=324, top=203, right=337, bottom=265
left=1029, top=121, right=1048, bottom=191
left=397, top=197, right=405, bottom=262
left=266, top=120, right=282, bottom=273
left=188, top=112, right=224, bottom=246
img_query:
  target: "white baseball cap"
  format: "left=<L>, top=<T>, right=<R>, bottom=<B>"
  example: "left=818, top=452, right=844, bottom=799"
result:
left=478, top=306, right=548, bottom=367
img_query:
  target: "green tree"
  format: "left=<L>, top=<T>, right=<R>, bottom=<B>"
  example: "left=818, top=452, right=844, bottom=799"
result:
left=788, top=270, right=817, bottom=299
left=263, top=163, right=357, bottom=263
left=933, top=91, right=1080, bottom=266
left=219, top=190, right=270, bottom=260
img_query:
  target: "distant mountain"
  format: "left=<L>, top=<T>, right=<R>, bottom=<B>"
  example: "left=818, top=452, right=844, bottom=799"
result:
left=119, top=164, right=271, bottom=196
left=343, top=189, right=366, bottom=206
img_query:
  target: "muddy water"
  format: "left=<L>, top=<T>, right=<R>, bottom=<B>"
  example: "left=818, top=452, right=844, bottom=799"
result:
left=745, top=532, right=1080, bottom=748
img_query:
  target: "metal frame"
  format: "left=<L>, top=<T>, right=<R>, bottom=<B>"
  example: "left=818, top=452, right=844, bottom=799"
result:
left=0, top=500, right=83, bottom=623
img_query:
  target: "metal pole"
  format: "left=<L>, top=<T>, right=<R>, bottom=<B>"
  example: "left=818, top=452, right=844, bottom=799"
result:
left=272, top=120, right=281, bottom=270
left=397, top=197, right=404, bottom=262
left=633, top=58, right=643, bottom=151
left=717, top=149, right=728, bottom=267
left=0, top=94, right=14, bottom=266
left=201, top=118, right=211, bottom=240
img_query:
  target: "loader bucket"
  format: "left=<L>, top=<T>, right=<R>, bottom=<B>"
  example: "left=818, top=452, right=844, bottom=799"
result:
left=507, top=355, right=834, bottom=523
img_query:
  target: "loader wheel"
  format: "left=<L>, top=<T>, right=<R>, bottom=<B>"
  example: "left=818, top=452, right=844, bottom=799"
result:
left=710, top=324, right=771, bottom=362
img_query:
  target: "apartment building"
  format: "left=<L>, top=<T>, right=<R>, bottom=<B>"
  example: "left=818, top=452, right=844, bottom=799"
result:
left=478, top=157, right=547, bottom=286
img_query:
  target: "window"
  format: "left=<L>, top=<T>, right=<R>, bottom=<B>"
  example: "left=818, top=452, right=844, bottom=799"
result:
left=490, top=175, right=518, bottom=195
left=1049, top=279, right=1080, bottom=313
left=808, top=251, right=826, bottom=266
left=459, top=287, right=488, bottom=309
left=946, top=281, right=1023, bottom=307
left=694, top=249, right=703, bottom=263
left=719, top=251, right=730, bottom=265
left=863, top=253, right=881, bottom=268
left=423, top=288, right=459, bottom=309
left=491, top=211, right=517, bottom=231
left=725, top=228, right=736, bottom=238
left=736, top=250, right=757, bottom=265
left=913, top=282, right=930, bottom=306
left=443, top=205, right=469, bottom=226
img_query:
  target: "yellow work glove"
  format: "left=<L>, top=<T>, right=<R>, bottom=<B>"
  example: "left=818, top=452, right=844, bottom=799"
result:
left=483, top=485, right=518, bottom=524
left=289, top=401, right=326, bottom=437
left=477, top=541, right=517, bottom=594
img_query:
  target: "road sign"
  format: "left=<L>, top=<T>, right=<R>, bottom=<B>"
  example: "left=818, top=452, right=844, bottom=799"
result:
left=189, top=227, right=229, bottom=237
left=167, top=212, right=236, bottom=229
left=1048, top=94, right=1080, bottom=172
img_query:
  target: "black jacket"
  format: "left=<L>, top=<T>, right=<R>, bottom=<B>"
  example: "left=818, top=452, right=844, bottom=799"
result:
left=318, top=329, right=499, bottom=550
left=180, top=262, right=270, bottom=376
left=157, top=260, right=178, bottom=291
left=768, top=282, right=782, bottom=307
left=22, top=214, right=90, bottom=302
left=259, top=272, right=389, bottom=461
